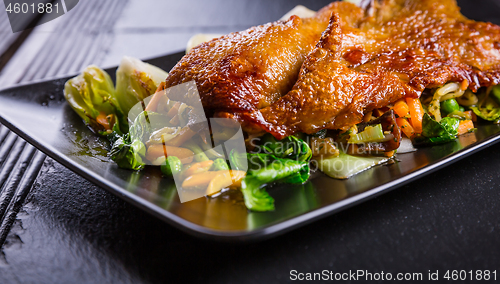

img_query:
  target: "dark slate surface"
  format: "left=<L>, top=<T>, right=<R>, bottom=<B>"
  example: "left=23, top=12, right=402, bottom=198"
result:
left=1, top=0, right=500, bottom=283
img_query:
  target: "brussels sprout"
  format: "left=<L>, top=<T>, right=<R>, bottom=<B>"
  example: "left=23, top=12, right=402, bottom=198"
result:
left=440, top=117, right=460, bottom=136
left=470, top=90, right=500, bottom=122
left=413, top=113, right=459, bottom=146
left=422, top=114, right=458, bottom=138
left=64, top=65, right=125, bottom=135
left=470, top=105, right=500, bottom=121
left=129, top=111, right=170, bottom=143
left=115, top=56, right=169, bottom=115
left=440, top=99, right=460, bottom=116
left=161, top=156, right=182, bottom=177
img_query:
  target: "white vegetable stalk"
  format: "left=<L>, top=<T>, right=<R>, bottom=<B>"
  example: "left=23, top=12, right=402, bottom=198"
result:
left=397, top=138, right=417, bottom=154
left=115, top=56, right=169, bottom=115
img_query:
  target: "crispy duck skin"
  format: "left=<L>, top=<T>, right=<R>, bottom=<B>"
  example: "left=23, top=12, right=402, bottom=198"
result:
left=163, top=2, right=364, bottom=131
left=245, top=0, right=500, bottom=138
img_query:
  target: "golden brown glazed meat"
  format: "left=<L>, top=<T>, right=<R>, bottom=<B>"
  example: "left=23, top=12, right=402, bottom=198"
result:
left=243, top=0, right=500, bottom=138
left=163, top=2, right=363, bottom=131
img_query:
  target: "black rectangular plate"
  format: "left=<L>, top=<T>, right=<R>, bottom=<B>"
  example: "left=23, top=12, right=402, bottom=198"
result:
left=1, top=51, right=500, bottom=242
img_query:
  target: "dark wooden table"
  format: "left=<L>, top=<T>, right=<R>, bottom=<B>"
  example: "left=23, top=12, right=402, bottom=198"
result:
left=0, top=1, right=499, bottom=283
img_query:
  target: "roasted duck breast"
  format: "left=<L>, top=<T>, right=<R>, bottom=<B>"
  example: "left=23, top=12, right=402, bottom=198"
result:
left=163, top=2, right=364, bottom=133
left=166, top=0, right=500, bottom=139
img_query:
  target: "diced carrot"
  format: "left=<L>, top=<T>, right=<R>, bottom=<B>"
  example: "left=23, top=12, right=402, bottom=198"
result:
left=165, top=128, right=197, bottom=147
left=460, top=79, right=469, bottom=91
left=396, top=117, right=415, bottom=138
left=393, top=100, right=410, bottom=118
left=146, top=144, right=194, bottom=164
left=96, top=112, right=111, bottom=130
left=206, top=170, right=247, bottom=196
left=166, top=102, right=181, bottom=119
left=169, top=114, right=180, bottom=125
left=458, top=120, right=474, bottom=136
left=182, top=160, right=214, bottom=178
left=182, top=171, right=220, bottom=188
left=384, top=150, right=395, bottom=158
left=406, top=97, right=424, bottom=134
left=144, top=82, right=166, bottom=112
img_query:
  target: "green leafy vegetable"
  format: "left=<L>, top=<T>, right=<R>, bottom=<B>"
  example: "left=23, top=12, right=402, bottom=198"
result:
left=248, top=155, right=310, bottom=185
left=470, top=99, right=500, bottom=122
left=422, top=114, right=458, bottom=138
left=64, top=65, right=126, bottom=135
left=280, top=163, right=310, bottom=184
left=115, top=56, right=169, bottom=115
left=469, top=87, right=500, bottom=122
left=109, top=110, right=163, bottom=170
left=241, top=157, right=309, bottom=211
left=440, top=117, right=459, bottom=136
left=422, top=113, right=447, bottom=138
left=413, top=113, right=459, bottom=146
left=260, top=134, right=312, bottom=162
left=109, top=133, right=146, bottom=170
left=231, top=135, right=313, bottom=211
left=240, top=181, right=275, bottom=212
left=129, top=111, right=170, bottom=142
left=108, top=122, right=124, bottom=145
